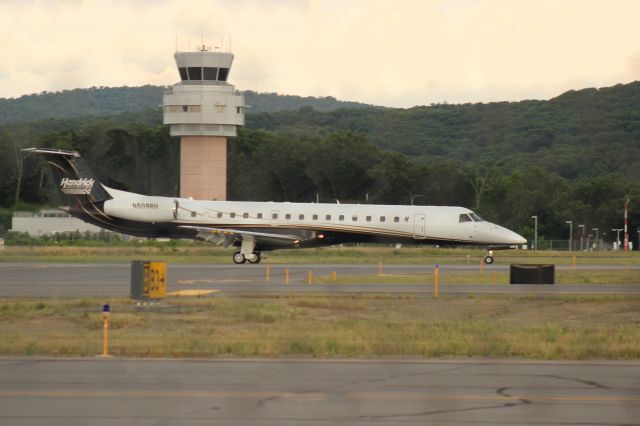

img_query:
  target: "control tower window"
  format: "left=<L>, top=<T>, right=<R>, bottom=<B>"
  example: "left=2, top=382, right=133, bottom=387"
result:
left=187, top=67, right=202, bottom=80
left=203, top=67, right=218, bottom=80
left=178, top=67, right=188, bottom=81
left=218, top=68, right=229, bottom=81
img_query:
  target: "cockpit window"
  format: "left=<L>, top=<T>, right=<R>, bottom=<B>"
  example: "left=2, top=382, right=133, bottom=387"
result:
left=459, top=214, right=472, bottom=223
left=470, top=213, right=484, bottom=222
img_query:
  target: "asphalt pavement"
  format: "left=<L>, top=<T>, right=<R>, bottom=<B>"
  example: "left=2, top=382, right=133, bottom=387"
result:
left=1, top=262, right=640, bottom=297
left=0, top=357, right=638, bottom=425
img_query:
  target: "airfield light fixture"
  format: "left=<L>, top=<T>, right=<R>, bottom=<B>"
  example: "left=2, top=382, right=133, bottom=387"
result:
left=612, top=228, right=623, bottom=250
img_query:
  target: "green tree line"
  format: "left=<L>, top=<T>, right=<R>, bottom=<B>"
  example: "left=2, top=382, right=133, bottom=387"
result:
left=1, top=82, right=639, bottom=243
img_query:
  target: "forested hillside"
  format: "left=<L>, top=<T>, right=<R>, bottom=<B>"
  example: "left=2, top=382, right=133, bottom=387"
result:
left=0, top=86, right=373, bottom=124
left=1, top=81, right=639, bottom=243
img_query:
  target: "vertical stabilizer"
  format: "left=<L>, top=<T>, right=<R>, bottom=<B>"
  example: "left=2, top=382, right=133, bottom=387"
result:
left=24, top=148, right=112, bottom=205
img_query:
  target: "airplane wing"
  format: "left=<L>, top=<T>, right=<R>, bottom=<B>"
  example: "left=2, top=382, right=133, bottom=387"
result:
left=178, top=225, right=301, bottom=247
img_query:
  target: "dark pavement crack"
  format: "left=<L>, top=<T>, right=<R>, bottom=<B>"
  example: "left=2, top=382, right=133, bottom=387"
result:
left=543, top=374, right=610, bottom=390
left=353, top=401, right=524, bottom=421
left=496, top=386, right=532, bottom=404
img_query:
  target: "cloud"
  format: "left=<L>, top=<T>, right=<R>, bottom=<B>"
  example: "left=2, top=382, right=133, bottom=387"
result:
left=0, top=0, right=639, bottom=106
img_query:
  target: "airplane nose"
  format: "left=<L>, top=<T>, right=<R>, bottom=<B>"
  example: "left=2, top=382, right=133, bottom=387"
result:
left=494, top=225, right=527, bottom=245
left=503, top=228, right=527, bottom=245
left=513, top=232, right=527, bottom=245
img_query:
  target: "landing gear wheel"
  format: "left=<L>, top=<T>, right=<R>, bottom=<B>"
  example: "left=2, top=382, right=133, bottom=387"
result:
left=233, top=252, right=247, bottom=264
left=247, top=252, right=262, bottom=264
left=483, top=255, right=494, bottom=265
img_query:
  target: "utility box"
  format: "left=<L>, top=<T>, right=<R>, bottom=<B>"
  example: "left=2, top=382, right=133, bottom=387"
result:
left=131, top=261, right=167, bottom=299
left=510, top=264, right=555, bottom=284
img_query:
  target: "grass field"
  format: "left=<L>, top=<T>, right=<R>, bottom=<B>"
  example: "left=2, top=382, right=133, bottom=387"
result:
left=2, top=245, right=640, bottom=265
left=1, top=294, right=639, bottom=359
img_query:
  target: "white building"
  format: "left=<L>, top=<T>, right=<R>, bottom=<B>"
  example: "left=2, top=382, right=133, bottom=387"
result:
left=11, top=209, right=106, bottom=236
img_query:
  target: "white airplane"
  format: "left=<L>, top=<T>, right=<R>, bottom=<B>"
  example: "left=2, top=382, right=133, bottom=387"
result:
left=27, top=148, right=526, bottom=264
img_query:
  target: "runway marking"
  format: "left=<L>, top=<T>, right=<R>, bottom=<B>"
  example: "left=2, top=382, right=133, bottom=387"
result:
left=0, top=390, right=324, bottom=400
left=166, top=290, right=220, bottom=297
left=0, top=390, right=638, bottom=403
left=176, top=279, right=251, bottom=284
left=346, top=392, right=640, bottom=403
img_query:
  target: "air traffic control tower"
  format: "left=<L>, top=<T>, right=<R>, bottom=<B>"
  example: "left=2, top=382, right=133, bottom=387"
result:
left=163, top=45, right=245, bottom=200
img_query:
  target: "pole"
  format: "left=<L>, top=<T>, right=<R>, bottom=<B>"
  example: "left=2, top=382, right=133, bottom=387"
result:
left=531, top=215, right=538, bottom=250
left=433, top=264, right=439, bottom=299
left=265, top=265, right=270, bottom=282
left=566, top=221, right=573, bottom=251
left=578, top=224, right=585, bottom=251
left=307, top=270, right=313, bottom=285
left=624, top=198, right=629, bottom=252
left=285, top=269, right=289, bottom=285
left=100, top=304, right=110, bottom=357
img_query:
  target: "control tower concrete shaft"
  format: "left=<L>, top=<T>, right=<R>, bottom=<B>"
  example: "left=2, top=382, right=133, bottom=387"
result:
left=163, top=46, right=245, bottom=200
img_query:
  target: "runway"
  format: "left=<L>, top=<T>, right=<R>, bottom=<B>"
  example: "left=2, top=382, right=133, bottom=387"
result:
left=0, top=357, right=638, bottom=425
left=1, top=262, right=640, bottom=297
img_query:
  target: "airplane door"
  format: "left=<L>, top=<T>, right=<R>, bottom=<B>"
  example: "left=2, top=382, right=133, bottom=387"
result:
left=413, top=214, right=426, bottom=239
left=270, top=210, right=280, bottom=226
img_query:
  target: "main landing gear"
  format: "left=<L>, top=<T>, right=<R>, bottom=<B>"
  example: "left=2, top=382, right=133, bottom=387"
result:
left=233, top=251, right=262, bottom=264
left=232, top=235, right=262, bottom=264
left=483, top=250, right=495, bottom=265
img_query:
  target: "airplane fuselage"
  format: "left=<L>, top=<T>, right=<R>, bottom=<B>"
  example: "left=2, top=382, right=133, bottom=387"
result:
left=27, top=148, right=527, bottom=264
left=96, top=191, right=525, bottom=250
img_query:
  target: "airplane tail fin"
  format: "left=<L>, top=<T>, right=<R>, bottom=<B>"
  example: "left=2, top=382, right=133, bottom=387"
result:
left=24, top=148, right=112, bottom=205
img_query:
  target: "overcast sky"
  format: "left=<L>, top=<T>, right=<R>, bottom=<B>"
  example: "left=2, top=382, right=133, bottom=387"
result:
left=1, top=0, right=639, bottom=107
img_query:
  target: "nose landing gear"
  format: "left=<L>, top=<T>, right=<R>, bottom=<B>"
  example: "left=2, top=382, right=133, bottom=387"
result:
left=483, top=250, right=495, bottom=264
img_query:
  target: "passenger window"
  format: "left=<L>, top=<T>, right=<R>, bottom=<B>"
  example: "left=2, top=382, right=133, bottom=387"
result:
left=243, top=213, right=249, bottom=219
left=366, top=216, right=371, bottom=222
left=394, top=216, right=400, bottom=223
left=285, top=213, right=291, bottom=220
left=459, top=214, right=472, bottom=223
left=272, top=213, right=278, bottom=220
left=191, top=211, right=196, bottom=218
left=230, top=213, right=236, bottom=219
left=352, top=216, right=358, bottom=221
left=325, top=214, right=332, bottom=221
left=299, top=214, right=304, bottom=220
left=313, top=214, right=318, bottom=220
left=217, top=212, right=223, bottom=218
left=380, top=216, right=386, bottom=222
left=257, top=213, right=263, bottom=219
left=339, top=215, right=345, bottom=221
